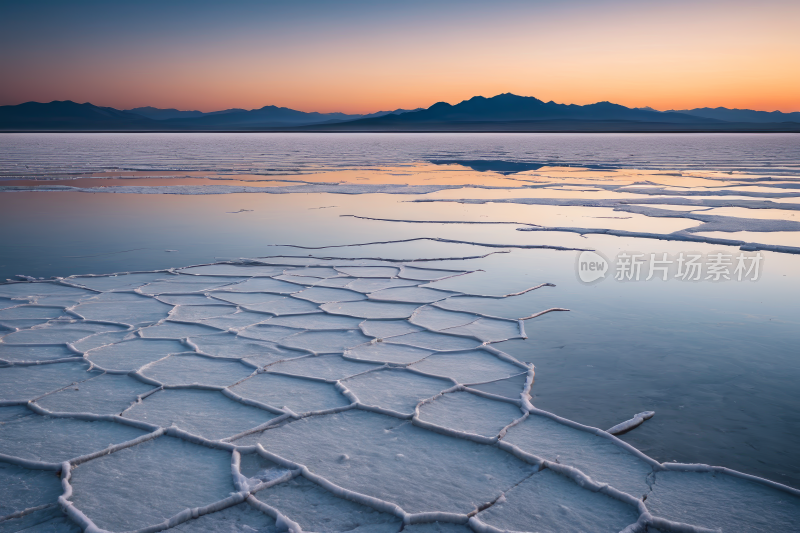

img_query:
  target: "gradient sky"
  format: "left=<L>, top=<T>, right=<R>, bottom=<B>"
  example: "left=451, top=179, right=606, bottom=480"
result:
left=1, top=0, right=798, bottom=113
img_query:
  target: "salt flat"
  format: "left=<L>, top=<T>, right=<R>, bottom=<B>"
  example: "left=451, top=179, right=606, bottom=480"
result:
left=1, top=257, right=798, bottom=532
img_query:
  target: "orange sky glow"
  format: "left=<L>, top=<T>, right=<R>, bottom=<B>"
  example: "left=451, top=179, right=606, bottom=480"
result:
left=1, top=0, right=798, bottom=113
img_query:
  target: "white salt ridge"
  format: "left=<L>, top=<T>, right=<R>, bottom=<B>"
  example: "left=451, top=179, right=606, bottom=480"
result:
left=343, top=369, right=454, bottom=417
left=369, top=286, right=456, bottom=304
left=195, top=311, right=272, bottom=330
left=322, top=300, right=421, bottom=319
left=178, top=264, right=286, bottom=277
left=238, top=324, right=303, bottom=342
left=139, top=321, right=224, bottom=339
left=230, top=372, right=350, bottom=414
left=0, top=282, right=94, bottom=299
left=264, top=313, right=363, bottom=330
left=399, top=266, right=469, bottom=281
left=345, top=342, right=432, bottom=365
left=190, top=335, right=304, bottom=364
left=411, top=350, right=525, bottom=384
left=6, top=182, right=492, bottom=196
left=387, top=331, right=481, bottom=352
left=403, top=524, right=473, bottom=532
left=283, top=266, right=343, bottom=278
left=346, top=277, right=421, bottom=293
left=139, top=276, right=247, bottom=295
left=123, top=389, right=278, bottom=440
left=71, top=330, right=132, bottom=352
left=221, top=277, right=305, bottom=294
left=607, top=411, right=656, bottom=435
left=86, top=339, right=187, bottom=372
left=396, top=196, right=800, bottom=254
left=0, top=412, right=146, bottom=463
left=293, top=286, right=367, bottom=303
left=2, top=259, right=798, bottom=532
left=168, top=304, right=238, bottom=321
left=266, top=354, right=380, bottom=381
left=0, top=362, right=98, bottom=403
left=467, top=373, right=528, bottom=400
left=239, top=297, right=322, bottom=315
left=280, top=329, right=373, bottom=353
left=0, top=305, right=64, bottom=321
left=0, top=318, right=66, bottom=332
left=253, top=476, right=402, bottom=532
left=0, top=344, right=76, bottom=363
left=167, top=502, right=277, bottom=532
left=336, top=266, right=401, bottom=278
left=472, top=468, right=641, bottom=532
left=71, top=298, right=173, bottom=325
left=360, top=319, right=423, bottom=339
left=310, top=276, right=357, bottom=288
left=417, top=391, right=523, bottom=439
left=238, top=410, right=537, bottom=516
left=275, top=273, right=335, bottom=285
left=0, top=504, right=82, bottom=532
left=502, top=412, right=655, bottom=499
left=0, top=461, right=63, bottom=517
left=36, top=374, right=154, bottom=416
left=156, top=293, right=217, bottom=305
left=2, top=321, right=126, bottom=345
left=67, top=435, right=236, bottom=532
left=442, top=317, right=525, bottom=343
left=64, top=272, right=168, bottom=292
left=140, top=354, right=255, bottom=387
left=410, top=306, right=481, bottom=331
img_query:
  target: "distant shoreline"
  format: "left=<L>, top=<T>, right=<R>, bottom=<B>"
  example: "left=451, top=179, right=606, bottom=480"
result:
left=2, top=129, right=799, bottom=134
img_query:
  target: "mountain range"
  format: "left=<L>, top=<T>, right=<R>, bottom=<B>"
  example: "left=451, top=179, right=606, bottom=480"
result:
left=1, top=94, right=798, bottom=132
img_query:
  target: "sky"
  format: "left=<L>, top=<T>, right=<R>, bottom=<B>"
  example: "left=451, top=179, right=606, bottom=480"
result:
left=1, top=0, right=798, bottom=113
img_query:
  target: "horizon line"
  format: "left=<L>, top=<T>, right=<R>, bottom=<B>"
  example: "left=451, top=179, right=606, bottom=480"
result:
left=4, top=93, right=799, bottom=116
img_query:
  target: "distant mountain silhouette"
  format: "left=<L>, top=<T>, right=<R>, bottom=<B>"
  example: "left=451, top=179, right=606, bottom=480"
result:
left=299, top=94, right=800, bottom=132
left=306, top=94, right=717, bottom=129
left=152, top=105, right=419, bottom=129
left=669, top=107, right=800, bottom=124
left=126, top=106, right=245, bottom=120
left=0, top=101, right=151, bottom=130
left=376, top=94, right=712, bottom=123
left=1, top=95, right=797, bottom=132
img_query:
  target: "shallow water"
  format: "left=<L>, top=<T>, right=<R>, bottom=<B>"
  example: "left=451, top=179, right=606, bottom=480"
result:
left=1, top=133, right=799, bottom=530
left=2, top=132, right=799, bottom=177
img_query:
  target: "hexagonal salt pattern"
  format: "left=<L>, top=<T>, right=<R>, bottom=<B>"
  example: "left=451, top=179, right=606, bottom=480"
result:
left=2, top=258, right=797, bottom=533
left=0, top=410, right=147, bottom=463
left=502, top=413, right=655, bottom=499
left=67, top=436, right=236, bottom=532
left=343, top=368, right=454, bottom=416
left=472, top=468, right=641, bottom=532
left=122, top=389, right=278, bottom=440
left=0, top=460, right=63, bottom=517
left=237, top=410, right=536, bottom=515
left=0, top=506, right=82, bottom=532
left=252, top=475, right=403, bottom=532
left=35, top=373, right=155, bottom=415
left=0, top=361, right=99, bottom=402
left=167, top=502, right=278, bottom=532
left=230, top=372, right=350, bottom=414
left=140, top=353, right=255, bottom=387
left=417, top=391, right=523, bottom=438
